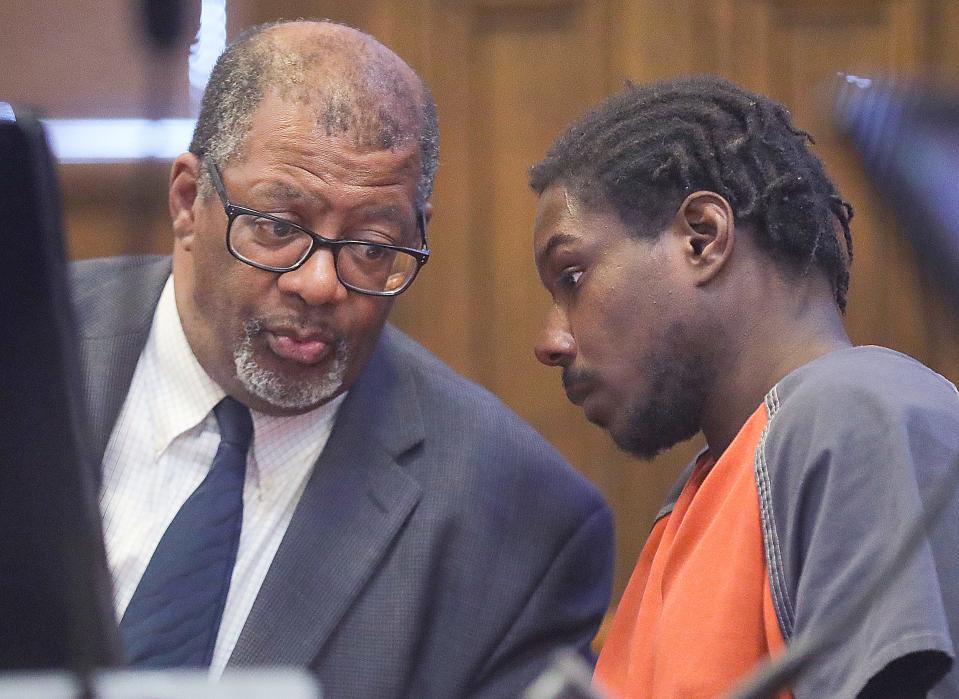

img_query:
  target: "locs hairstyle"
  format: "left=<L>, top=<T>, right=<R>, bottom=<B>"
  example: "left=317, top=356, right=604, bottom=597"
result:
left=530, top=75, right=854, bottom=310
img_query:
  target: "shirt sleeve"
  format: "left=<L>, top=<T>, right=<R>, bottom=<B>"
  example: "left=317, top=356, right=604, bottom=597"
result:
left=759, top=349, right=959, bottom=698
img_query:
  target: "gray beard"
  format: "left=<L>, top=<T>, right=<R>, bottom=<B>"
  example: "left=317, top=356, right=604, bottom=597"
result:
left=233, top=319, right=349, bottom=411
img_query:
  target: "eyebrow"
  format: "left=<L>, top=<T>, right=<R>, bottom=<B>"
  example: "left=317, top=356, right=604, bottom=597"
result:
left=536, top=232, right=580, bottom=267
left=252, top=187, right=409, bottom=227
left=355, top=204, right=410, bottom=227
left=260, top=182, right=308, bottom=203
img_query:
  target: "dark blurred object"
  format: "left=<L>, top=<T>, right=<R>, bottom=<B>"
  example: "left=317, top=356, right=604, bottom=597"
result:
left=523, top=652, right=608, bottom=699
left=834, top=73, right=959, bottom=306
left=140, top=0, right=187, bottom=51
left=0, top=104, right=120, bottom=672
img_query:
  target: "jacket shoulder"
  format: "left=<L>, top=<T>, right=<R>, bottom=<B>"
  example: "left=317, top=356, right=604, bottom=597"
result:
left=69, top=255, right=171, bottom=338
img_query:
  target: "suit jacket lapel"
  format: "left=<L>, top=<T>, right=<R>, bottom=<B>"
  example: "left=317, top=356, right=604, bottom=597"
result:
left=74, top=257, right=171, bottom=470
left=229, top=327, right=425, bottom=666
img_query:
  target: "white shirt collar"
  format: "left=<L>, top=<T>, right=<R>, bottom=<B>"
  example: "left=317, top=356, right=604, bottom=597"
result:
left=148, top=275, right=225, bottom=459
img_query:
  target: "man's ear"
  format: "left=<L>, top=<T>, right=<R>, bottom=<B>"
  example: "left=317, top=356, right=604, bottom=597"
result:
left=674, top=190, right=735, bottom=285
left=169, top=153, right=203, bottom=249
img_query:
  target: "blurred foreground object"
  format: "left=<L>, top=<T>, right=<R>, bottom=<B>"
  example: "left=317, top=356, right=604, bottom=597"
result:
left=140, top=0, right=188, bottom=51
left=523, top=652, right=607, bottom=699
left=834, top=73, right=959, bottom=304
left=0, top=105, right=120, bottom=671
left=0, top=667, right=319, bottom=699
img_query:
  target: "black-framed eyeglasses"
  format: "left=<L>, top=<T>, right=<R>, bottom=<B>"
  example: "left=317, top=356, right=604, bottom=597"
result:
left=207, top=161, right=430, bottom=297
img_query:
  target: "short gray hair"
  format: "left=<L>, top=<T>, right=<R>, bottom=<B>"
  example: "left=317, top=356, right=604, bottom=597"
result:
left=189, top=20, right=439, bottom=208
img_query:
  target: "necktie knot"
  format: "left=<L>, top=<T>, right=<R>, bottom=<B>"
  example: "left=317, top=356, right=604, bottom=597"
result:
left=214, top=396, right=253, bottom=449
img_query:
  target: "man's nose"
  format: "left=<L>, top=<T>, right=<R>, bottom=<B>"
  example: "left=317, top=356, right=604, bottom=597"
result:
left=276, top=247, right=349, bottom=306
left=534, top=304, right=576, bottom=367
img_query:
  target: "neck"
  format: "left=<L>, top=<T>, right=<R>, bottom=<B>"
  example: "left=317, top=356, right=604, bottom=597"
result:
left=699, top=281, right=852, bottom=459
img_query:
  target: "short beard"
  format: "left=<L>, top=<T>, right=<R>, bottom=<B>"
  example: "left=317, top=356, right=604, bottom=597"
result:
left=233, top=319, right=349, bottom=411
left=611, top=324, right=709, bottom=460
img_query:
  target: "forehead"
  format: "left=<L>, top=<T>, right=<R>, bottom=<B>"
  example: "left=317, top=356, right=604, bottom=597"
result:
left=533, top=184, right=630, bottom=264
left=264, top=25, right=422, bottom=143
left=238, top=91, right=421, bottom=192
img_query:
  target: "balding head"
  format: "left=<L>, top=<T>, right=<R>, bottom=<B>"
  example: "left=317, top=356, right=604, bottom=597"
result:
left=190, top=20, right=438, bottom=206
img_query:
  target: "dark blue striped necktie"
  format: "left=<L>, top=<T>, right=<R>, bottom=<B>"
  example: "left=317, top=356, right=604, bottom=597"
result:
left=120, top=396, right=253, bottom=668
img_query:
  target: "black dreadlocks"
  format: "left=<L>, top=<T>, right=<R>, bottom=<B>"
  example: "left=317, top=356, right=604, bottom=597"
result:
left=529, top=75, right=854, bottom=310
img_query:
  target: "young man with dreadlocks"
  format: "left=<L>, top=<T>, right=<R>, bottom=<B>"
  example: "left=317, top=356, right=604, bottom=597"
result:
left=531, top=75, right=959, bottom=697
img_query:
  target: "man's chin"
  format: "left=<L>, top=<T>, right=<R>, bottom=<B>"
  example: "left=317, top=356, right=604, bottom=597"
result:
left=611, top=429, right=669, bottom=461
left=609, top=414, right=698, bottom=462
left=234, top=345, right=348, bottom=413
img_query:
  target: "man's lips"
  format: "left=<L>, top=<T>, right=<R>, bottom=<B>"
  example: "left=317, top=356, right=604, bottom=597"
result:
left=562, top=367, right=594, bottom=403
left=563, top=379, right=593, bottom=406
left=265, top=329, right=335, bottom=365
left=562, top=370, right=610, bottom=426
left=565, top=385, right=591, bottom=406
left=568, top=382, right=609, bottom=426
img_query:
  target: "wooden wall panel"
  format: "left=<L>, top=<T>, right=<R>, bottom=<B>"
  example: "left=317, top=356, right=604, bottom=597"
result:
left=435, top=0, right=610, bottom=432
left=929, top=1, right=959, bottom=80
left=609, top=0, right=703, bottom=81
left=60, top=165, right=173, bottom=261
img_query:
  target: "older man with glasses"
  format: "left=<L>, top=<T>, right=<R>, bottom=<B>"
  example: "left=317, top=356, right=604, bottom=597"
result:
left=71, top=19, right=612, bottom=698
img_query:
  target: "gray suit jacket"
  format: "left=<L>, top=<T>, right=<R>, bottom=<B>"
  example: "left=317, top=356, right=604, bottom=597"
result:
left=71, top=255, right=614, bottom=698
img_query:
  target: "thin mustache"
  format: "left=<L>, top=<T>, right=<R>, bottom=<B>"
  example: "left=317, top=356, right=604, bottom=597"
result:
left=562, top=367, right=595, bottom=391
